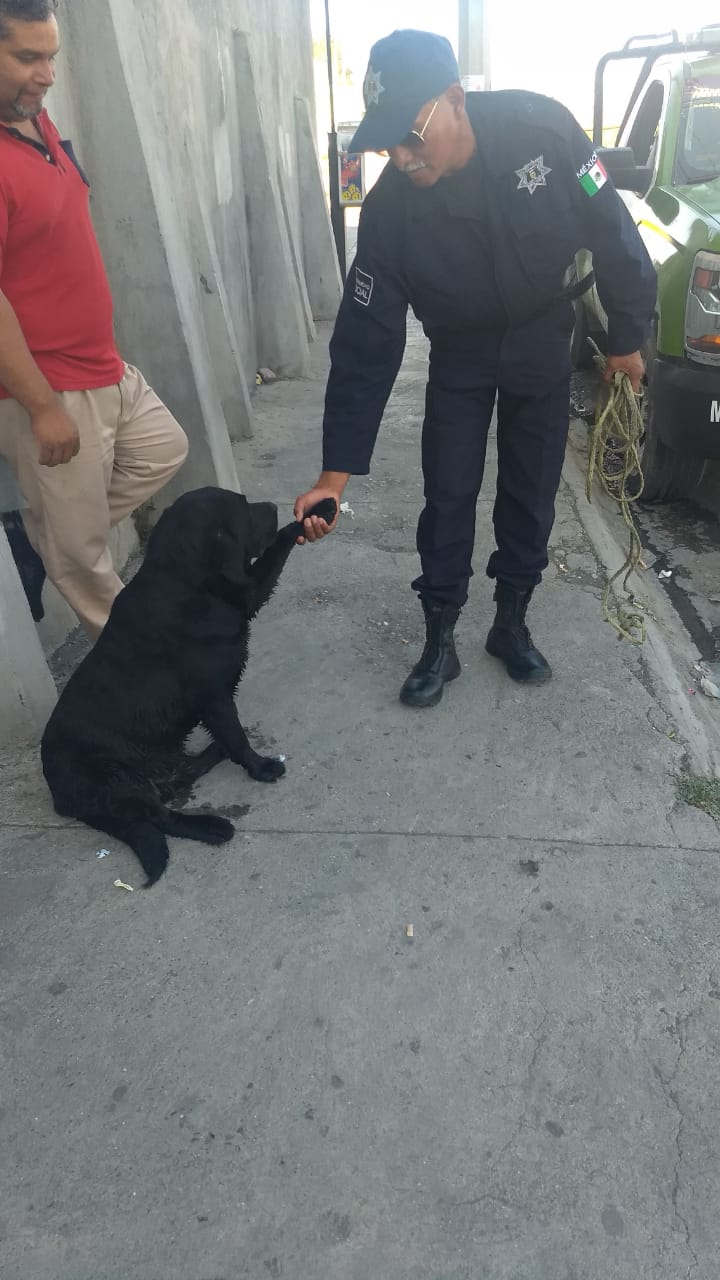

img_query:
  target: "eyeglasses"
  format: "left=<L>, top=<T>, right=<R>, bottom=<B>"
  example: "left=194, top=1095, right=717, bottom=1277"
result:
left=376, top=98, right=440, bottom=156
left=405, top=97, right=440, bottom=147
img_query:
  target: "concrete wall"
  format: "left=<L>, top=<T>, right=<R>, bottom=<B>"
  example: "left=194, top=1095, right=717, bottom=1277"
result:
left=0, top=0, right=342, bottom=744
left=59, top=0, right=340, bottom=457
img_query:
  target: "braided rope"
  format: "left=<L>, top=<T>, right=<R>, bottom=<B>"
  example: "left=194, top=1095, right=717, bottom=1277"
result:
left=584, top=339, right=646, bottom=644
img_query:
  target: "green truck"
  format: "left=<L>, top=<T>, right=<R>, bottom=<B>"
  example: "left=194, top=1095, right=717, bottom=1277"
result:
left=572, top=26, right=720, bottom=499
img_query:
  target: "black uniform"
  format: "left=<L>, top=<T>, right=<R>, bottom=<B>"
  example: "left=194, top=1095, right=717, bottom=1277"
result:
left=322, top=91, right=657, bottom=606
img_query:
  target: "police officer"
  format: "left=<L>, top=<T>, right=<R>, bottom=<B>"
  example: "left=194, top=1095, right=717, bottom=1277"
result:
left=294, top=29, right=656, bottom=707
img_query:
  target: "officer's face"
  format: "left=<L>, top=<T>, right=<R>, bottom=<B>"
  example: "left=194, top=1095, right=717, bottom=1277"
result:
left=388, top=87, right=469, bottom=187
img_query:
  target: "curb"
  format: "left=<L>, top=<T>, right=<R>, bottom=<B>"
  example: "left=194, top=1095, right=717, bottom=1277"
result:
left=563, top=428, right=720, bottom=779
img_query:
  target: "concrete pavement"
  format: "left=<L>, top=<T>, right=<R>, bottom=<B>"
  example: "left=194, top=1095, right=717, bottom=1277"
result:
left=1, top=320, right=719, bottom=1279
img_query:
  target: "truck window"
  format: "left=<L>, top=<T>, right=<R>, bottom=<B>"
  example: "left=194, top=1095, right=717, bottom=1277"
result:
left=626, top=81, right=664, bottom=167
left=676, top=82, right=720, bottom=184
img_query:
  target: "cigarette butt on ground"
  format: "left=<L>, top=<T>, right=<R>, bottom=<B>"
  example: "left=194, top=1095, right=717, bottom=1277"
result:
left=405, top=923, right=414, bottom=938
left=114, top=879, right=134, bottom=893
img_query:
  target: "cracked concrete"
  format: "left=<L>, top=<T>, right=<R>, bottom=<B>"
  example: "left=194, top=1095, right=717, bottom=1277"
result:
left=2, top=321, right=720, bottom=1278
left=653, top=1012, right=697, bottom=1279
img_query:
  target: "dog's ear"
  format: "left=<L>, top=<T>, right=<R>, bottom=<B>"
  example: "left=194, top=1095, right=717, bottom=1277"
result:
left=214, top=525, right=250, bottom=587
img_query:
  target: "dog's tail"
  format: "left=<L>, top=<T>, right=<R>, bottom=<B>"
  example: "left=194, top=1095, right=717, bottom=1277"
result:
left=94, top=817, right=172, bottom=887
left=83, top=807, right=235, bottom=888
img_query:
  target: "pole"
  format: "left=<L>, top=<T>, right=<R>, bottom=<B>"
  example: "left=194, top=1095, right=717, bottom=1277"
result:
left=324, top=0, right=346, bottom=281
left=458, top=0, right=490, bottom=90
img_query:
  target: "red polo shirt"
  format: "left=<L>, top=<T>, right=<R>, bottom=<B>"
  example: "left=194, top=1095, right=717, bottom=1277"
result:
left=0, top=110, right=125, bottom=398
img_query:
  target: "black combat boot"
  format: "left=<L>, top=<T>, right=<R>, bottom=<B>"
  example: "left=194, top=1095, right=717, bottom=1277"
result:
left=1, top=509, right=46, bottom=621
left=400, top=598, right=461, bottom=708
left=485, top=582, right=551, bottom=683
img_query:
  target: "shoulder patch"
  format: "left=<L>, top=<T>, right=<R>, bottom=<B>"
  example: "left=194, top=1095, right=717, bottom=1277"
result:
left=354, top=267, right=374, bottom=307
left=576, top=153, right=607, bottom=196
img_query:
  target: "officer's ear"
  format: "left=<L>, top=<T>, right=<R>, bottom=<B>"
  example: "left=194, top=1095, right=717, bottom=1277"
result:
left=445, top=83, right=466, bottom=118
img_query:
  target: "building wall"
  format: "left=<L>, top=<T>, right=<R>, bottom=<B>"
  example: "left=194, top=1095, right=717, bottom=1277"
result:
left=0, top=0, right=341, bottom=743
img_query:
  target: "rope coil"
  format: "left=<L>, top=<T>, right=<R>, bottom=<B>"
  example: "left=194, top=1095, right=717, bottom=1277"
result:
left=584, top=338, right=647, bottom=644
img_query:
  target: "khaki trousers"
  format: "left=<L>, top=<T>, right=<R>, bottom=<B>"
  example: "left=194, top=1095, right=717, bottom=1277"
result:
left=0, top=364, right=188, bottom=637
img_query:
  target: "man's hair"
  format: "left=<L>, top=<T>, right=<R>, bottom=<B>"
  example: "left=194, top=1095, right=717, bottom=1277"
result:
left=0, top=1, right=57, bottom=40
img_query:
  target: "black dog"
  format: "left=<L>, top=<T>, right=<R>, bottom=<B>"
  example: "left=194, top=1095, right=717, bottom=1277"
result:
left=41, top=488, right=336, bottom=886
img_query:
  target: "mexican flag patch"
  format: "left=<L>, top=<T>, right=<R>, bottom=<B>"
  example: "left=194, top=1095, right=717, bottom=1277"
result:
left=577, top=154, right=607, bottom=196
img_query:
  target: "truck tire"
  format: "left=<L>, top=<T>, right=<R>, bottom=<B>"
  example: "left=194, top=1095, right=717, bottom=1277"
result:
left=636, top=341, right=706, bottom=502
left=570, top=300, right=595, bottom=370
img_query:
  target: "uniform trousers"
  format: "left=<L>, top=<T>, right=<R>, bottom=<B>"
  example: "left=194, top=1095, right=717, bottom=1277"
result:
left=412, top=306, right=573, bottom=607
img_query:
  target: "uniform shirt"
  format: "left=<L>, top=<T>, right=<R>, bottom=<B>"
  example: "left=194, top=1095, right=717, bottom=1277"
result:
left=403, top=146, right=507, bottom=333
left=323, top=90, right=657, bottom=474
left=0, top=110, right=124, bottom=398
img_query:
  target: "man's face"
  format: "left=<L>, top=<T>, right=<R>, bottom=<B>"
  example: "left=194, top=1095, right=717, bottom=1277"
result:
left=387, top=90, right=464, bottom=187
left=0, top=16, right=58, bottom=124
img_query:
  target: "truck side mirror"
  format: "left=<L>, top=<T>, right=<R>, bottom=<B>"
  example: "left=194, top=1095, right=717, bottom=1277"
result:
left=596, top=146, right=653, bottom=196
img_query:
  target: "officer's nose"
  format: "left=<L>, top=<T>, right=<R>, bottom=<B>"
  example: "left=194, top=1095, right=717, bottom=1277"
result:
left=388, top=143, right=415, bottom=170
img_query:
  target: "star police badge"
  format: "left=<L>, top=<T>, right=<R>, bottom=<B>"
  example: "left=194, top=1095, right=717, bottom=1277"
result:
left=515, top=155, right=551, bottom=195
left=363, top=66, right=385, bottom=107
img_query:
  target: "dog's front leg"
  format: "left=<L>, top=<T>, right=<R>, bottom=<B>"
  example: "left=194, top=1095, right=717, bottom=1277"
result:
left=246, top=523, right=299, bottom=618
left=248, top=499, right=337, bottom=618
left=202, top=699, right=285, bottom=783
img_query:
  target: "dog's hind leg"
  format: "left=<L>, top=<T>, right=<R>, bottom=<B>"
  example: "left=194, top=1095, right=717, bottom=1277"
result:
left=155, top=742, right=228, bottom=804
left=88, top=806, right=233, bottom=886
left=176, top=741, right=228, bottom=787
left=158, top=809, right=235, bottom=845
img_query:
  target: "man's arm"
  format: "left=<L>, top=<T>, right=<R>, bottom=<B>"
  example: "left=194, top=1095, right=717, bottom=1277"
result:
left=322, top=217, right=409, bottom=473
left=0, top=290, right=80, bottom=466
left=295, top=180, right=409, bottom=539
left=563, top=113, right=657, bottom=391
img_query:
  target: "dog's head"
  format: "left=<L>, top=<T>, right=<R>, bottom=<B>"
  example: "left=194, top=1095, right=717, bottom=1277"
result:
left=145, top=487, right=278, bottom=589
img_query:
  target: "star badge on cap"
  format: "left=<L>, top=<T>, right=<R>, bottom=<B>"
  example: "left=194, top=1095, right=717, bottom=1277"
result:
left=363, top=66, right=385, bottom=107
left=515, top=155, right=551, bottom=195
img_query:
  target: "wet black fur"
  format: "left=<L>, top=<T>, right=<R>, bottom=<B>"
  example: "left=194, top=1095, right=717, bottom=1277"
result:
left=41, top=488, right=336, bottom=886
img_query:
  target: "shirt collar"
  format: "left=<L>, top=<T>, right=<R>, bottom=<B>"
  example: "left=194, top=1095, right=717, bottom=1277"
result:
left=0, top=109, right=51, bottom=149
left=408, top=147, right=485, bottom=221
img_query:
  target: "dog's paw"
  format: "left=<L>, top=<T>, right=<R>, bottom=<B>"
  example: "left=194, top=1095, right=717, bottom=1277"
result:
left=199, top=815, right=236, bottom=844
left=247, top=754, right=286, bottom=783
left=304, top=497, right=337, bottom=525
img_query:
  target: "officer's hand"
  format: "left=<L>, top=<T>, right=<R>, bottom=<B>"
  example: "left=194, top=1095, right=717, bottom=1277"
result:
left=31, top=404, right=80, bottom=467
left=604, top=351, right=645, bottom=395
left=293, top=482, right=344, bottom=544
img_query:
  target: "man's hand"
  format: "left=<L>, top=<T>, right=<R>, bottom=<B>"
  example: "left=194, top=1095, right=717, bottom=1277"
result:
left=31, top=404, right=80, bottom=467
left=293, top=472, right=349, bottom=543
left=604, top=351, right=645, bottom=395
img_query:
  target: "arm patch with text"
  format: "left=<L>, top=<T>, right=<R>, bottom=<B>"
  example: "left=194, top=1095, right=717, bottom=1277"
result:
left=354, top=267, right=374, bottom=307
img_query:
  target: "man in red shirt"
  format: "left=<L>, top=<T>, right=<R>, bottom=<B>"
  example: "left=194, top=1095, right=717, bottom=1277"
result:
left=0, top=0, right=188, bottom=636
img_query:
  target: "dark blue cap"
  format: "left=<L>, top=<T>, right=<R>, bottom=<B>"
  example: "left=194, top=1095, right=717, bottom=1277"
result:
left=349, top=29, right=460, bottom=153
